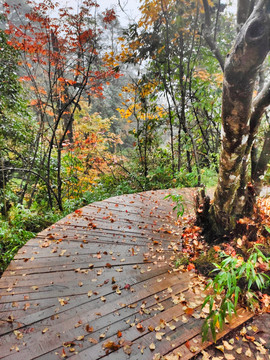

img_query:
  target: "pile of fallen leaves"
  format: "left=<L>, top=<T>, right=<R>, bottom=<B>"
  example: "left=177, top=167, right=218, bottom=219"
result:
left=177, top=196, right=270, bottom=314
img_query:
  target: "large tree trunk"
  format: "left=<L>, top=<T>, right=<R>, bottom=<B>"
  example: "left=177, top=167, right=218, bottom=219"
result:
left=209, top=0, right=270, bottom=235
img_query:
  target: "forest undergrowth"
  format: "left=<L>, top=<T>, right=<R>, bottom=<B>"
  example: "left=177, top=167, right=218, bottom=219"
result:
left=174, top=193, right=270, bottom=342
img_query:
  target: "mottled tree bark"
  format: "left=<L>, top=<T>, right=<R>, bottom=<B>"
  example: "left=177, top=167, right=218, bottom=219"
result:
left=209, top=0, right=270, bottom=235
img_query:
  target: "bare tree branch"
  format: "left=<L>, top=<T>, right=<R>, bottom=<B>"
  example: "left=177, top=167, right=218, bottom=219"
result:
left=201, top=0, right=225, bottom=70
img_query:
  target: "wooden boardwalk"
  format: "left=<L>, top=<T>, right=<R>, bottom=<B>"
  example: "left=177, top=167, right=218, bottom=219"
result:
left=0, top=189, right=253, bottom=359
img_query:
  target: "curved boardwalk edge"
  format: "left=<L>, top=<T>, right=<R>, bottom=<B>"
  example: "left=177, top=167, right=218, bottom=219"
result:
left=0, top=189, right=253, bottom=359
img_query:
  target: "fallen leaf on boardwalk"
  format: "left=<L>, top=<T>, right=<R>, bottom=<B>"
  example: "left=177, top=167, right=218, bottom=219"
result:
left=61, top=349, right=67, bottom=358
left=181, top=315, right=188, bottom=323
left=101, top=296, right=106, bottom=302
left=63, top=341, right=76, bottom=347
left=88, top=264, right=94, bottom=269
left=117, top=330, right=122, bottom=338
left=172, top=294, right=185, bottom=304
left=85, top=324, right=93, bottom=333
left=100, top=333, right=106, bottom=339
left=128, top=303, right=137, bottom=308
left=236, top=347, right=242, bottom=354
left=105, top=263, right=112, bottom=268
left=165, top=355, right=179, bottom=360
left=59, top=250, right=66, bottom=257
left=157, top=303, right=164, bottom=311
left=12, top=302, right=19, bottom=308
left=78, top=282, right=83, bottom=287
left=31, top=286, right=39, bottom=290
left=42, top=328, right=49, bottom=334
left=136, top=323, right=145, bottom=332
left=190, top=346, right=199, bottom=353
left=10, top=345, right=20, bottom=352
left=184, top=307, right=194, bottom=315
left=23, top=303, right=30, bottom=311
left=76, top=335, right=84, bottom=341
left=58, top=298, right=68, bottom=306
left=153, top=354, right=161, bottom=360
left=14, top=330, right=23, bottom=339
left=123, top=345, right=132, bottom=355
left=7, top=315, right=15, bottom=323
left=88, top=337, right=98, bottom=344
left=88, top=222, right=97, bottom=229
left=87, top=291, right=93, bottom=297
left=74, top=320, right=82, bottom=328
left=156, top=332, right=165, bottom=340
left=103, top=341, right=121, bottom=351
left=149, top=343, right=156, bottom=351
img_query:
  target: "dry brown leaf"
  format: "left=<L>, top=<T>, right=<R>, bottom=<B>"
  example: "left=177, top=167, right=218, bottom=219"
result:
left=216, top=345, right=224, bottom=353
left=245, top=348, right=252, bottom=357
left=74, top=320, right=82, bottom=328
left=76, top=335, right=84, bottom=341
left=85, top=324, right=93, bottom=333
left=156, top=332, right=165, bottom=340
left=224, top=354, right=235, bottom=360
left=58, top=298, right=68, bottom=306
left=136, top=323, right=145, bottom=332
left=123, top=345, right=132, bottom=355
left=236, top=347, right=242, bottom=354
left=88, top=337, right=98, bottom=344
left=103, top=341, right=120, bottom=351
left=42, top=328, right=49, bottom=334
left=23, top=303, right=30, bottom=311
left=223, top=340, right=234, bottom=351
left=149, top=343, right=156, bottom=351
left=14, top=330, right=23, bottom=339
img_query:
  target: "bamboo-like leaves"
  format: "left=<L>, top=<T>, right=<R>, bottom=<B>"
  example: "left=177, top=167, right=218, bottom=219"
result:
left=201, top=245, right=270, bottom=342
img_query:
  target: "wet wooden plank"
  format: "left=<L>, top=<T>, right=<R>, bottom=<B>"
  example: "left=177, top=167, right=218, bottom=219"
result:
left=0, top=189, right=254, bottom=359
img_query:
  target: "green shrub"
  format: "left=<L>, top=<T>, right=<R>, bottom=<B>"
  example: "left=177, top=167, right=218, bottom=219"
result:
left=201, top=245, right=270, bottom=342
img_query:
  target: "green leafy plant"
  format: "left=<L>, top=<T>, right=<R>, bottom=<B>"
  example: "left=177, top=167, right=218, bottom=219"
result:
left=201, top=244, right=270, bottom=342
left=164, top=193, right=185, bottom=218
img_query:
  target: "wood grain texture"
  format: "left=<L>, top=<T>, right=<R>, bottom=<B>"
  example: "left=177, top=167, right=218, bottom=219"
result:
left=0, top=189, right=253, bottom=359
